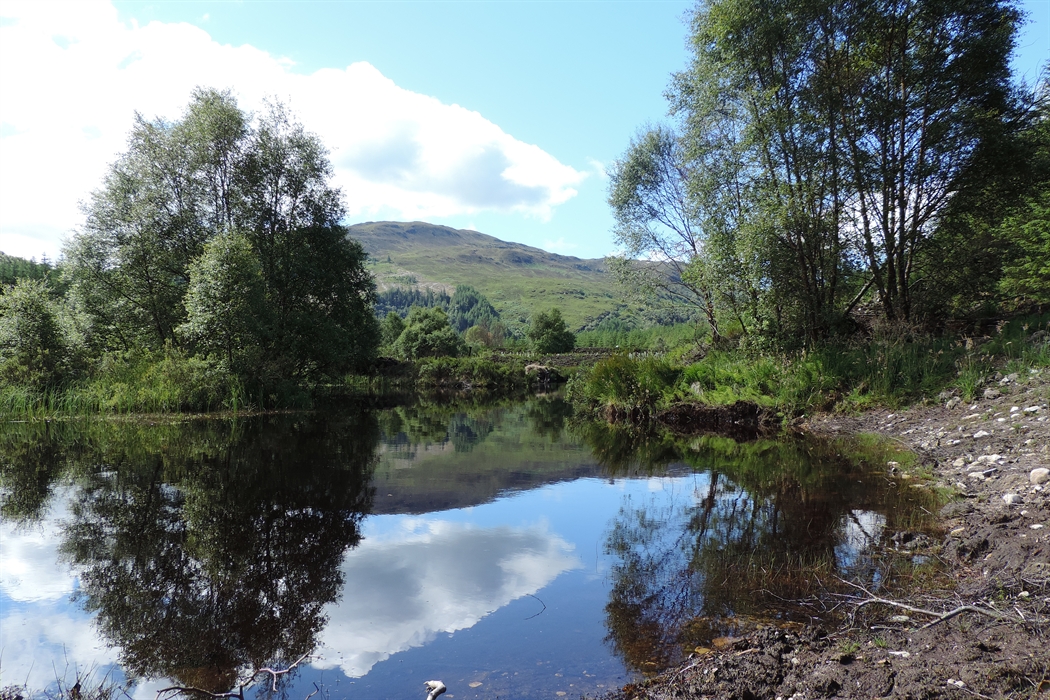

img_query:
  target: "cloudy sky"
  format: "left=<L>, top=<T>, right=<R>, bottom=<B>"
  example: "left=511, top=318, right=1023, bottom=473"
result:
left=0, top=0, right=1047, bottom=262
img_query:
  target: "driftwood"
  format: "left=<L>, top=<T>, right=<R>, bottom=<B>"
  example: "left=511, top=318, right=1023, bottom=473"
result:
left=840, top=579, right=1007, bottom=629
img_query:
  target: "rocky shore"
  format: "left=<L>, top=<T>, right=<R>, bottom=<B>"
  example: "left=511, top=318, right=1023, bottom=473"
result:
left=603, top=371, right=1049, bottom=699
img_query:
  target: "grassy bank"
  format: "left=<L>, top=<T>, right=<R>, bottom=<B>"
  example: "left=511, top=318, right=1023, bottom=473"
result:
left=569, top=315, right=1050, bottom=421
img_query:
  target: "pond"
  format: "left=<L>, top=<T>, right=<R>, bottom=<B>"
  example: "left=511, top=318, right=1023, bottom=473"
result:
left=0, top=397, right=940, bottom=700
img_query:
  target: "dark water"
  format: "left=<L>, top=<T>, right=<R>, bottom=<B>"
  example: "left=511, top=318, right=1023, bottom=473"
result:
left=0, top=398, right=939, bottom=699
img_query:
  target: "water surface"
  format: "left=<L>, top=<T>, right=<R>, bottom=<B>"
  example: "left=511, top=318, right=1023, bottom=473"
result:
left=0, top=398, right=938, bottom=699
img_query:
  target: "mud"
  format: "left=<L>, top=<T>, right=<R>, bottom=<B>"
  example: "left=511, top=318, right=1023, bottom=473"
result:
left=601, top=371, right=1050, bottom=699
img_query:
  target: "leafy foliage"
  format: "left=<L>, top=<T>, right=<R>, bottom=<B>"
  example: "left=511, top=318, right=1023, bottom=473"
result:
left=393, top=307, right=466, bottom=360
left=527, top=308, right=576, bottom=354
left=58, top=88, right=378, bottom=394
left=612, top=0, right=1023, bottom=344
left=0, top=279, right=80, bottom=390
left=179, top=231, right=269, bottom=375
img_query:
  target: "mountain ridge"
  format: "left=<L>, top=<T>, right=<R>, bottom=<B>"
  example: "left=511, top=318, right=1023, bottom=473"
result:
left=348, top=221, right=623, bottom=330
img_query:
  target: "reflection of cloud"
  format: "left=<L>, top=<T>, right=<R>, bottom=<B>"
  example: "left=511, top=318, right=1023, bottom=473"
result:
left=0, top=492, right=76, bottom=602
left=0, top=607, right=119, bottom=691
left=314, top=519, right=580, bottom=677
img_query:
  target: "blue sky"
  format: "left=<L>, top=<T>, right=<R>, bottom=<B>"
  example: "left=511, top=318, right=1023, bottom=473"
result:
left=1, top=0, right=1047, bottom=261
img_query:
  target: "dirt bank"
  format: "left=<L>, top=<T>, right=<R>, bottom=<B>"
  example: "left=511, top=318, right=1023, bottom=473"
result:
left=604, top=371, right=1050, bottom=699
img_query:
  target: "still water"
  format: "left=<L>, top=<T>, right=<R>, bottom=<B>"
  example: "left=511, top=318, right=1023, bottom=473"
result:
left=0, top=397, right=938, bottom=699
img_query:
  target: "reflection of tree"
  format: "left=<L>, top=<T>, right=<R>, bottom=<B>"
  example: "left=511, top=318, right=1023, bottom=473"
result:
left=56, top=414, right=377, bottom=693
left=377, top=406, right=496, bottom=454
left=524, top=396, right=573, bottom=441
left=593, top=427, right=941, bottom=673
left=572, top=421, right=681, bottom=476
left=0, top=422, right=70, bottom=522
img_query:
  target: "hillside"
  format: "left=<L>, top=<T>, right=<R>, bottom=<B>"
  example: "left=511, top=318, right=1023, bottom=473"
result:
left=347, top=221, right=627, bottom=330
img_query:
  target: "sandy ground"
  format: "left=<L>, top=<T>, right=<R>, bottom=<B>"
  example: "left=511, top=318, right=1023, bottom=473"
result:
left=603, top=370, right=1050, bottom=699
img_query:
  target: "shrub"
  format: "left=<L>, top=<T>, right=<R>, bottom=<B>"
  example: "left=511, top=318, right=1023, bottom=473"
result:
left=393, top=307, right=466, bottom=360
left=528, top=308, right=576, bottom=354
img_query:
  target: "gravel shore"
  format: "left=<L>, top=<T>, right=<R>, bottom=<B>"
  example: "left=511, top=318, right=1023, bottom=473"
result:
left=603, top=371, right=1050, bottom=699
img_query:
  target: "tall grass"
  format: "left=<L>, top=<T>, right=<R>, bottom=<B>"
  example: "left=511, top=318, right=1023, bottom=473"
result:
left=0, top=348, right=258, bottom=418
left=571, top=314, right=1050, bottom=418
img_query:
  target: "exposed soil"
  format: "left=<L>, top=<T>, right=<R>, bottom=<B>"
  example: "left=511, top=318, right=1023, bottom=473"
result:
left=602, top=371, right=1050, bottom=699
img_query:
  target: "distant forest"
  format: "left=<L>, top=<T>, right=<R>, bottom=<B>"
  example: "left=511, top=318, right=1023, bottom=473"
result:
left=376, top=285, right=504, bottom=334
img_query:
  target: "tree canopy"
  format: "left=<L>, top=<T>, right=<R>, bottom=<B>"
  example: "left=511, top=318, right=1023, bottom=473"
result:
left=610, top=0, right=1027, bottom=345
left=63, top=88, right=378, bottom=380
left=528, top=308, right=576, bottom=354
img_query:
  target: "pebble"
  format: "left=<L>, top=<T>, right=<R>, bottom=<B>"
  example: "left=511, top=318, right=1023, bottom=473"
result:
left=968, top=472, right=986, bottom=481
left=976, top=454, right=1002, bottom=464
left=950, top=527, right=966, bottom=536
left=1024, top=406, right=1041, bottom=413
left=1003, top=493, right=1023, bottom=505
left=1031, top=468, right=1050, bottom=485
left=952, top=457, right=967, bottom=468
left=984, top=388, right=1002, bottom=399
left=1031, top=524, right=1044, bottom=530
left=888, top=615, right=910, bottom=623
left=973, top=430, right=991, bottom=438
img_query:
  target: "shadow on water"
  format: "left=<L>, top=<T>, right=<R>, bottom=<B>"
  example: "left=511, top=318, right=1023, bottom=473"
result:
left=575, top=421, right=945, bottom=674
left=0, top=414, right=378, bottom=694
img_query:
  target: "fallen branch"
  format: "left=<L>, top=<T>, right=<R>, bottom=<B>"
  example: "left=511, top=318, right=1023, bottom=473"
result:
left=156, top=652, right=311, bottom=700
left=839, top=579, right=1007, bottom=629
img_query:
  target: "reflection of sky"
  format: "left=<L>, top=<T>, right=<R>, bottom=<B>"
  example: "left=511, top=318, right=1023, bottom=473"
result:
left=0, top=491, right=76, bottom=602
left=314, top=519, right=580, bottom=677
left=1, top=470, right=713, bottom=698
left=0, top=488, right=121, bottom=692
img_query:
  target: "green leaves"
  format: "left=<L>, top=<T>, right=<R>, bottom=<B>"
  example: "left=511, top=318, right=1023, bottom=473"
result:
left=64, top=89, right=380, bottom=386
left=393, top=307, right=465, bottom=360
left=527, top=308, right=576, bottom=354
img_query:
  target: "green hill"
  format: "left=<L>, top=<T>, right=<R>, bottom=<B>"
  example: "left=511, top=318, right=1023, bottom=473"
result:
left=348, top=221, right=626, bottom=331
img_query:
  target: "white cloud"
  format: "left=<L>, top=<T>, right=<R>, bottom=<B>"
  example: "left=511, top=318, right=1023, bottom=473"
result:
left=0, top=490, right=77, bottom=602
left=0, top=1, right=586, bottom=260
left=312, top=518, right=580, bottom=677
left=542, top=237, right=581, bottom=253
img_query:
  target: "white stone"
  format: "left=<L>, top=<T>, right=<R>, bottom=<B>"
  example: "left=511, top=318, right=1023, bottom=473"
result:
left=968, top=472, right=987, bottom=480
left=976, top=454, right=1002, bottom=464
left=1003, top=493, right=1023, bottom=505
left=1030, top=524, right=1044, bottom=530
left=1024, top=406, right=1041, bottom=413
left=952, top=458, right=967, bottom=468
left=1011, top=406, right=1020, bottom=413
left=973, top=430, right=991, bottom=438
left=1030, top=468, right=1050, bottom=485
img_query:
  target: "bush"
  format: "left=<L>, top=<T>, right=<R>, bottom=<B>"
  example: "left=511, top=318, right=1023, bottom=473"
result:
left=416, top=357, right=525, bottom=391
left=0, top=279, right=80, bottom=390
left=528, top=308, right=576, bottom=353
left=393, top=307, right=465, bottom=359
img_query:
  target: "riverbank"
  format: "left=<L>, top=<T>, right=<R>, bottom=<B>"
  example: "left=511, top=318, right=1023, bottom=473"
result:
left=602, top=372, right=1050, bottom=699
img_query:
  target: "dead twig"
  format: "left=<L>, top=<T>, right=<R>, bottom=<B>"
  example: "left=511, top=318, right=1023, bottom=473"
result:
left=156, top=652, right=311, bottom=700
left=839, top=578, right=1007, bottom=628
